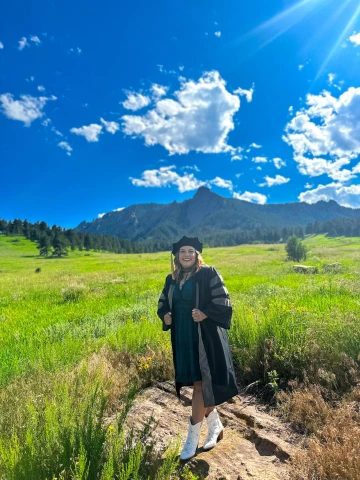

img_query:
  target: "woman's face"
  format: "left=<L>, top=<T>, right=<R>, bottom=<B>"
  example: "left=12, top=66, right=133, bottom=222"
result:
left=178, top=246, right=196, bottom=268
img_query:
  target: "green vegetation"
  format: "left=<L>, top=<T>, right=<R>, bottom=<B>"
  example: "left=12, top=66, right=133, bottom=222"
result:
left=285, top=235, right=307, bottom=262
left=0, top=234, right=359, bottom=478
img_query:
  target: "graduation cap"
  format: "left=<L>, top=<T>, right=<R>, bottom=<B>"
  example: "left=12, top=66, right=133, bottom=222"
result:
left=171, top=236, right=203, bottom=279
left=172, top=236, right=203, bottom=255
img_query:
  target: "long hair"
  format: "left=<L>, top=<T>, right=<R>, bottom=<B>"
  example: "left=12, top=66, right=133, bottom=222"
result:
left=172, top=250, right=204, bottom=282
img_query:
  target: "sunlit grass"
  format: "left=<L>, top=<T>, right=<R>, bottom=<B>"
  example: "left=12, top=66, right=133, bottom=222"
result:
left=0, top=233, right=359, bottom=478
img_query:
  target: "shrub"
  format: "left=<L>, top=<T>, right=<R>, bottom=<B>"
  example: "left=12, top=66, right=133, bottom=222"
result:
left=286, top=236, right=307, bottom=262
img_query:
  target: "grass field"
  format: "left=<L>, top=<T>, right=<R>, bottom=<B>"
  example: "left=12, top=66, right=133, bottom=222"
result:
left=0, top=234, right=359, bottom=479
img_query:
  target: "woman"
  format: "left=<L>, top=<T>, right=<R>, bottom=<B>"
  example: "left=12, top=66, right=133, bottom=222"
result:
left=157, top=236, right=238, bottom=461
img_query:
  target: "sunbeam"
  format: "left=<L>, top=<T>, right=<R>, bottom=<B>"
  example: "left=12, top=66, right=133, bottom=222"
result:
left=301, top=0, right=353, bottom=57
left=237, top=0, right=325, bottom=49
left=314, top=1, right=360, bottom=81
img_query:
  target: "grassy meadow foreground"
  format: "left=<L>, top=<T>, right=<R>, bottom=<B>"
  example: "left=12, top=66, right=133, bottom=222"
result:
left=0, top=235, right=359, bottom=479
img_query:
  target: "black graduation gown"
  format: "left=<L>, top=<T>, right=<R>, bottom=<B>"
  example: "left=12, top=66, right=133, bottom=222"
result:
left=157, top=265, right=238, bottom=407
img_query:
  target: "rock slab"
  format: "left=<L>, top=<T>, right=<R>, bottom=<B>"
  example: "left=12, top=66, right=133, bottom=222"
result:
left=125, top=381, right=298, bottom=479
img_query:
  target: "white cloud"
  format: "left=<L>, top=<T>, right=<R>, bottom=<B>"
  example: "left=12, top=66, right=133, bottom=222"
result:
left=294, top=155, right=355, bottom=181
left=210, top=176, right=233, bottom=190
left=349, top=32, right=360, bottom=46
left=214, top=31, right=221, bottom=37
left=298, top=64, right=304, bottom=70
left=100, top=117, right=119, bottom=134
left=250, top=142, right=261, bottom=149
left=256, top=166, right=262, bottom=171
left=26, top=76, right=35, bottom=82
left=122, top=91, right=151, bottom=111
left=58, top=141, right=72, bottom=156
left=181, top=165, right=200, bottom=172
left=252, top=156, right=267, bottom=163
left=289, top=106, right=294, bottom=114
left=259, top=175, right=290, bottom=187
left=231, top=155, right=243, bottom=161
left=30, top=36, right=41, bottom=44
left=52, top=127, right=63, bottom=137
left=298, top=182, right=360, bottom=208
left=70, top=123, right=103, bottom=142
left=352, top=162, right=360, bottom=174
left=328, top=73, right=336, bottom=86
left=37, top=85, right=45, bottom=92
left=122, top=71, right=241, bottom=155
left=273, top=157, right=286, bottom=169
left=233, top=191, right=267, bottom=204
left=130, top=165, right=207, bottom=192
left=233, top=83, right=255, bottom=103
left=42, top=118, right=51, bottom=127
left=113, top=207, right=125, bottom=212
left=69, top=47, right=82, bottom=54
left=98, top=213, right=106, bottom=218
left=0, top=42, right=4, bottom=49
left=151, top=84, right=169, bottom=99
left=0, top=93, right=56, bottom=126
left=284, top=87, right=360, bottom=181
left=304, top=182, right=313, bottom=189
left=18, top=37, right=29, bottom=51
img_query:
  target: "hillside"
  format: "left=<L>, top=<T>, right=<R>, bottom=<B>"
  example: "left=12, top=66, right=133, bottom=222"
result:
left=75, top=186, right=360, bottom=242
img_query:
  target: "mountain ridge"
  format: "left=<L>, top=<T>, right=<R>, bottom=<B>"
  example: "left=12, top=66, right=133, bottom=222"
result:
left=75, top=187, right=360, bottom=242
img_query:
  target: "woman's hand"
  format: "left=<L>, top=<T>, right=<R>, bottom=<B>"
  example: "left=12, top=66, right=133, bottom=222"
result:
left=192, top=309, right=207, bottom=322
left=164, top=312, right=172, bottom=325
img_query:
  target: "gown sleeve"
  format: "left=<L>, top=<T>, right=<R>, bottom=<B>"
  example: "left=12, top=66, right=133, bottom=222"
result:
left=201, top=267, right=233, bottom=330
left=157, top=274, right=172, bottom=331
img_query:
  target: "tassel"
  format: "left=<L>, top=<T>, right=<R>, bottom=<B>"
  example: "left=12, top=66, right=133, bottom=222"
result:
left=171, top=251, right=175, bottom=280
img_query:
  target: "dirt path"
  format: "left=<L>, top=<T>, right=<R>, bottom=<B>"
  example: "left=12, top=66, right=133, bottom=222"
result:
left=126, top=381, right=300, bottom=479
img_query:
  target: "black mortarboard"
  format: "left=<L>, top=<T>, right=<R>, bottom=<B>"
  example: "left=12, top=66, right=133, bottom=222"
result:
left=171, top=236, right=203, bottom=255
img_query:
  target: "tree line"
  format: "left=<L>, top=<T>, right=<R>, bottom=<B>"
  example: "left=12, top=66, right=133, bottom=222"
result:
left=0, top=216, right=359, bottom=257
left=0, top=219, right=141, bottom=257
left=305, top=217, right=360, bottom=237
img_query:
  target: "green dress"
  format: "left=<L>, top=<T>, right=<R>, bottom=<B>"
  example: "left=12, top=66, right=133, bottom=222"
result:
left=173, top=277, right=202, bottom=385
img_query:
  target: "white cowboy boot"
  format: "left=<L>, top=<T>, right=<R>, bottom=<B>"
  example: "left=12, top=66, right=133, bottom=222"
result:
left=180, top=417, right=203, bottom=461
left=203, top=409, right=224, bottom=450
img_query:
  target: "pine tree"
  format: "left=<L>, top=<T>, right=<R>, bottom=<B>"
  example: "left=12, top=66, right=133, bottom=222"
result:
left=52, top=233, right=69, bottom=257
left=38, top=235, right=51, bottom=257
left=285, top=235, right=307, bottom=262
left=84, top=234, right=93, bottom=251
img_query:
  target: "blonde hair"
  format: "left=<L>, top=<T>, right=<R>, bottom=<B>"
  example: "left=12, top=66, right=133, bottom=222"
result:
left=172, top=250, right=204, bottom=282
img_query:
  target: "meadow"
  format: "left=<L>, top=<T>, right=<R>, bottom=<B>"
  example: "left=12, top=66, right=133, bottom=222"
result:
left=0, top=234, right=359, bottom=479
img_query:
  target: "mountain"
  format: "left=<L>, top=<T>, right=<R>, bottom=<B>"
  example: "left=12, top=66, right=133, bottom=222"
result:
left=75, top=187, right=360, bottom=242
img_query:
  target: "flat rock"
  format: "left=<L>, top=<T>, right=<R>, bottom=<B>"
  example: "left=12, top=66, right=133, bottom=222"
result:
left=125, top=381, right=299, bottom=479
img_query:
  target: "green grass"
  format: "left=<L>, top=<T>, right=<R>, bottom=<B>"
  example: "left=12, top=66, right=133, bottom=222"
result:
left=1, top=234, right=360, bottom=387
left=0, top=234, right=359, bottom=478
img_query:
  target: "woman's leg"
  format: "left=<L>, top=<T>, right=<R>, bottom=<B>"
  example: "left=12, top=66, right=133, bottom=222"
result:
left=205, top=406, right=215, bottom=417
left=192, top=382, right=215, bottom=423
left=191, top=381, right=207, bottom=424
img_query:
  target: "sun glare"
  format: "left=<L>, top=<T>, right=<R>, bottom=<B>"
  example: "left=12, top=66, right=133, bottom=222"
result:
left=315, top=0, right=360, bottom=81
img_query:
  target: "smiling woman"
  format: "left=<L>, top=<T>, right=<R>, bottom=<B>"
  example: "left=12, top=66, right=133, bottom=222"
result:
left=157, top=236, right=238, bottom=461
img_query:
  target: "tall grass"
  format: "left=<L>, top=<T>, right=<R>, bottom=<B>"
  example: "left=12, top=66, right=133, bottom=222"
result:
left=0, top=360, right=179, bottom=480
left=1, top=234, right=360, bottom=478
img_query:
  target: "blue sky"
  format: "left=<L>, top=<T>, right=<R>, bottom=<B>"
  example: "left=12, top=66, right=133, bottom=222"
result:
left=1, top=0, right=360, bottom=228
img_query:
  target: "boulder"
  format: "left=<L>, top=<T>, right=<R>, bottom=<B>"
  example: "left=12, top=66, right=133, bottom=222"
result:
left=122, top=381, right=300, bottom=479
left=323, top=262, right=342, bottom=273
left=293, top=265, right=318, bottom=274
